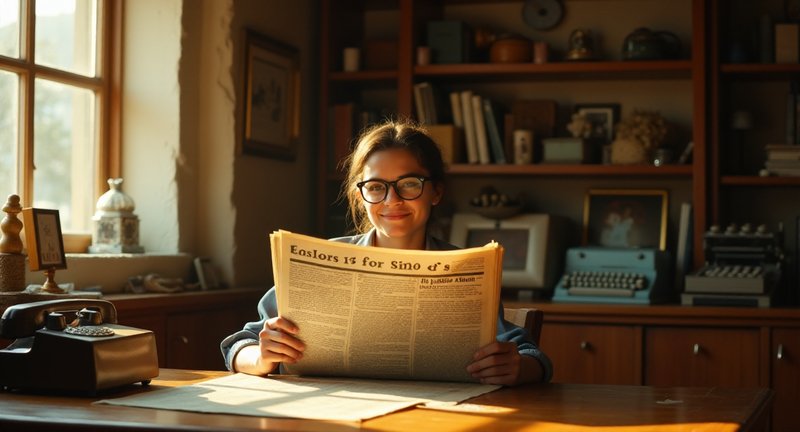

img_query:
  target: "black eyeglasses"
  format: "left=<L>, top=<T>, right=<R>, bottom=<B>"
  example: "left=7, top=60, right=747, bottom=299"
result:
left=356, top=176, right=430, bottom=204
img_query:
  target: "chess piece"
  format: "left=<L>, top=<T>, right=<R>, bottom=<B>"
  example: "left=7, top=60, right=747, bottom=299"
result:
left=0, top=194, right=26, bottom=292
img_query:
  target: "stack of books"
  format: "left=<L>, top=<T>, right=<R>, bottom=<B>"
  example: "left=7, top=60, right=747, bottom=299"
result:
left=764, top=145, right=800, bottom=176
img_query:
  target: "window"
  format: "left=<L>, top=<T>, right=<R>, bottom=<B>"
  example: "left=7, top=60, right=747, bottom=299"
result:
left=0, top=0, right=118, bottom=235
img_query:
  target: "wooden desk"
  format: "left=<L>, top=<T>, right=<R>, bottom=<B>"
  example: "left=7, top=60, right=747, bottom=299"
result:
left=0, top=369, right=772, bottom=432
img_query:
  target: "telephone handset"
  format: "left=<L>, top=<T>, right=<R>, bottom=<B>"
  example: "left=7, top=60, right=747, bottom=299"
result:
left=0, top=299, right=159, bottom=394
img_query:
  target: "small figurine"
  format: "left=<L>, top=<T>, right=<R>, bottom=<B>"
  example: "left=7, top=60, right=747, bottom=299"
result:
left=565, top=29, right=596, bottom=61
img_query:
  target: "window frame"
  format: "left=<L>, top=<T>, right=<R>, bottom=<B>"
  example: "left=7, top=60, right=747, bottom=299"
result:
left=0, top=0, right=121, bottom=238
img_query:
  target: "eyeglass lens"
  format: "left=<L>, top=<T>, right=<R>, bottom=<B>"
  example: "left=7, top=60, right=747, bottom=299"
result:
left=360, top=177, right=425, bottom=203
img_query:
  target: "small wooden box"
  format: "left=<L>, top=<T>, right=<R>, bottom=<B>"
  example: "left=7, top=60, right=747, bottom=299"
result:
left=775, top=23, right=799, bottom=63
left=426, top=124, right=463, bottom=164
left=542, top=137, right=598, bottom=164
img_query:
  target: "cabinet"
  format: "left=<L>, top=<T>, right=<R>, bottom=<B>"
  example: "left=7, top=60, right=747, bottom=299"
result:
left=318, top=0, right=708, bottom=268
left=709, top=0, right=800, bottom=301
left=112, top=288, right=263, bottom=370
left=509, top=300, right=800, bottom=432
left=540, top=323, right=641, bottom=384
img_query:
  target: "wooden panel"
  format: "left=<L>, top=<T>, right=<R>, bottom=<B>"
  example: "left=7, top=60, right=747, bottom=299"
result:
left=645, top=327, right=760, bottom=387
left=166, top=306, right=256, bottom=370
left=540, top=323, right=640, bottom=385
left=772, top=328, right=800, bottom=432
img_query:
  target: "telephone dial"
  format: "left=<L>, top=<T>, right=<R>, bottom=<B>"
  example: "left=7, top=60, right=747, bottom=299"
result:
left=0, top=299, right=159, bottom=393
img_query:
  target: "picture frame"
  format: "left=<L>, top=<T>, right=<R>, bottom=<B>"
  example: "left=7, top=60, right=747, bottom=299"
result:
left=574, top=103, right=621, bottom=143
left=242, top=29, right=301, bottom=160
left=21, top=208, right=67, bottom=271
left=194, top=257, right=221, bottom=290
left=583, top=189, right=668, bottom=250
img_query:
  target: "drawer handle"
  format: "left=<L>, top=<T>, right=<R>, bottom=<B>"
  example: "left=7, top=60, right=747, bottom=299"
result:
left=693, top=343, right=701, bottom=355
left=777, top=344, right=784, bottom=360
left=580, top=341, right=590, bottom=350
left=180, top=336, right=189, bottom=344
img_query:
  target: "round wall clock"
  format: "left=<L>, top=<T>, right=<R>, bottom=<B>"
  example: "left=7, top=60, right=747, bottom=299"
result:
left=522, top=0, right=564, bottom=31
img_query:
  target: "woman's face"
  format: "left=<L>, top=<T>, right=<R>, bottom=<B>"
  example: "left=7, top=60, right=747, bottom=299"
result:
left=361, top=148, right=442, bottom=249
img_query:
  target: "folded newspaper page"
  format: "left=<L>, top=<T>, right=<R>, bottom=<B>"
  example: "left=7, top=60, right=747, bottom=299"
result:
left=270, top=230, right=503, bottom=382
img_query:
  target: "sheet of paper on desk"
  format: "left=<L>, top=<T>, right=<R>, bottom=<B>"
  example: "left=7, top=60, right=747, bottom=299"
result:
left=95, top=373, right=500, bottom=422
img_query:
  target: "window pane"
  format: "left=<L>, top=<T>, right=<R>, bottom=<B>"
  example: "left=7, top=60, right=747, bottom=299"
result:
left=35, top=0, right=97, bottom=76
left=0, top=0, right=20, bottom=58
left=0, top=70, right=17, bottom=200
left=34, top=78, right=96, bottom=233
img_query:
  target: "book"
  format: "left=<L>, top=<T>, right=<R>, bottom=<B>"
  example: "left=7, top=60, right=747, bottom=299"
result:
left=413, top=83, right=427, bottom=124
left=675, top=202, right=693, bottom=293
left=765, top=144, right=800, bottom=161
left=460, top=90, right=478, bottom=163
left=450, top=91, right=464, bottom=128
left=482, top=98, right=507, bottom=164
left=471, top=94, right=491, bottom=164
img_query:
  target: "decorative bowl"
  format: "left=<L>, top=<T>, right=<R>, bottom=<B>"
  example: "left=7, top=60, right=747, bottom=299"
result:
left=473, top=204, right=523, bottom=220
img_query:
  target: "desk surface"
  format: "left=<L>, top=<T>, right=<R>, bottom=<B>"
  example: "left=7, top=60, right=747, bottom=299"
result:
left=0, top=369, right=772, bottom=432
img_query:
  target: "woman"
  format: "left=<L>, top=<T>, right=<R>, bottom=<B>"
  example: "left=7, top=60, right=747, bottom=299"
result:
left=221, top=120, right=552, bottom=385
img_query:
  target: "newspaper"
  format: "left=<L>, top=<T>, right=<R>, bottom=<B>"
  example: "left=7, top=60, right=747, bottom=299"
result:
left=270, top=230, right=503, bottom=383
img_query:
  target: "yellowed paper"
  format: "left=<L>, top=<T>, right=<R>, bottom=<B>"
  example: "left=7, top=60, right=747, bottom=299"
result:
left=97, top=373, right=500, bottom=422
left=270, top=230, right=501, bottom=382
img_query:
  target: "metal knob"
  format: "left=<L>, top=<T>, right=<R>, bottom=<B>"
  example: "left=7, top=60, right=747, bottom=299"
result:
left=181, top=336, right=189, bottom=344
left=777, top=344, right=784, bottom=360
left=693, top=343, right=701, bottom=355
left=580, top=341, right=590, bottom=350
left=45, top=312, right=66, bottom=331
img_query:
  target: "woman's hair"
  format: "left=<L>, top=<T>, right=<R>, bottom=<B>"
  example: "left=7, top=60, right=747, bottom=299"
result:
left=340, top=119, right=446, bottom=234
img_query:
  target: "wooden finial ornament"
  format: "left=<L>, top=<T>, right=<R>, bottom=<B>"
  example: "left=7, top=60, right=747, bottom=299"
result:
left=0, top=194, right=23, bottom=254
left=0, top=194, right=26, bottom=292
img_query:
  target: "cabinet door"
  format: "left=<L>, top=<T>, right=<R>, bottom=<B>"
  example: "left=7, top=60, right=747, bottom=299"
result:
left=645, top=327, right=759, bottom=386
left=540, top=323, right=640, bottom=385
left=772, top=328, right=800, bottom=432
left=166, top=306, right=255, bottom=370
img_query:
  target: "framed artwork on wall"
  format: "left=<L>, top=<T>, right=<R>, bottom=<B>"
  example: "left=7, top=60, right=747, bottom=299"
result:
left=583, top=189, right=668, bottom=250
left=242, top=29, right=300, bottom=160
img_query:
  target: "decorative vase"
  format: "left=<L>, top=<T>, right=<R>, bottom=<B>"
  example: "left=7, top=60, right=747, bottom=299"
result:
left=611, top=138, right=649, bottom=164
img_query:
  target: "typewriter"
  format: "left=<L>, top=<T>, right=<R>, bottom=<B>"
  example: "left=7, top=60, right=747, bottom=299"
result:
left=552, top=247, right=672, bottom=304
left=683, top=223, right=783, bottom=307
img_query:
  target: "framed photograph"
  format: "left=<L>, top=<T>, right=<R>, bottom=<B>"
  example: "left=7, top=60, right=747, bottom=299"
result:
left=242, top=29, right=300, bottom=160
left=574, top=103, right=621, bottom=143
left=194, top=257, right=221, bottom=290
left=21, top=208, right=67, bottom=271
left=583, top=189, right=668, bottom=250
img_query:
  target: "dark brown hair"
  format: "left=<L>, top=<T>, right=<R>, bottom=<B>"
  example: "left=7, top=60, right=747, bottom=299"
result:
left=340, top=119, right=446, bottom=234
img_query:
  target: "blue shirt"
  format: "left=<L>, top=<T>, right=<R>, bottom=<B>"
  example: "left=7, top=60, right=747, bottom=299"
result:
left=220, top=229, right=553, bottom=382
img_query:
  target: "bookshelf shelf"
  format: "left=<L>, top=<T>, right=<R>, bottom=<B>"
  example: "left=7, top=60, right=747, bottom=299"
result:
left=720, top=63, right=800, bottom=76
left=447, top=164, right=693, bottom=176
left=329, top=70, right=398, bottom=82
left=720, top=175, right=800, bottom=186
left=414, top=61, right=692, bottom=80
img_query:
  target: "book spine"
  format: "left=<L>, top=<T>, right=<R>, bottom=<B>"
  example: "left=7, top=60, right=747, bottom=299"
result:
left=460, top=90, right=478, bottom=163
left=413, top=83, right=426, bottom=124
left=482, top=99, right=507, bottom=164
left=450, top=91, right=463, bottom=128
left=471, top=94, right=490, bottom=164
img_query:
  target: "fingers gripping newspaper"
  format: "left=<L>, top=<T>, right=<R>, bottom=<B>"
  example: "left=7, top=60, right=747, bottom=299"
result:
left=270, top=230, right=503, bottom=383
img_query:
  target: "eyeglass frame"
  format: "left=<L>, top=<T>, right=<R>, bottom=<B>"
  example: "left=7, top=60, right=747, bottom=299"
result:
left=356, top=175, right=432, bottom=204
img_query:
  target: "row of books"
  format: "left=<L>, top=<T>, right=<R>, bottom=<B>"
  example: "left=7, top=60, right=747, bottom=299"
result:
left=414, top=83, right=505, bottom=164
left=764, top=144, right=800, bottom=176
left=413, top=82, right=558, bottom=164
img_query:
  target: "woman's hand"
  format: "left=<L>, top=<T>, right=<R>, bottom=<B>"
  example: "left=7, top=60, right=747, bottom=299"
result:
left=257, top=316, right=305, bottom=369
left=235, top=316, right=305, bottom=376
left=466, top=341, right=542, bottom=386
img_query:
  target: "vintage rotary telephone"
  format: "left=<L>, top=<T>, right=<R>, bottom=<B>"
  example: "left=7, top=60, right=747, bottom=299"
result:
left=0, top=299, right=158, bottom=394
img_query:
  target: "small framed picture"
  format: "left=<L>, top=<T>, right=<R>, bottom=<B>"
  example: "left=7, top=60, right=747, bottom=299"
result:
left=21, top=208, right=67, bottom=271
left=242, top=29, right=301, bottom=160
left=194, top=257, right=221, bottom=290
left=574, top=103, right=621, bottom=143
left=583, top=189, right=668, bottom=250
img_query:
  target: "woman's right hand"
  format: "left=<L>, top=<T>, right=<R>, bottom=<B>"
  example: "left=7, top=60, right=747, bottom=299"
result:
left=255, top=316, right=305, bottom=374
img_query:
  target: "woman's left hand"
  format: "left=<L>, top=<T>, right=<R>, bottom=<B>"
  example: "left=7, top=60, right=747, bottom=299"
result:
left=466, top=342, right=542, bottom=386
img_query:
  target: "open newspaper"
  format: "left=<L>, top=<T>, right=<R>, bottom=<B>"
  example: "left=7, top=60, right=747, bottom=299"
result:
left=269, top=230, right=503, bottom=383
